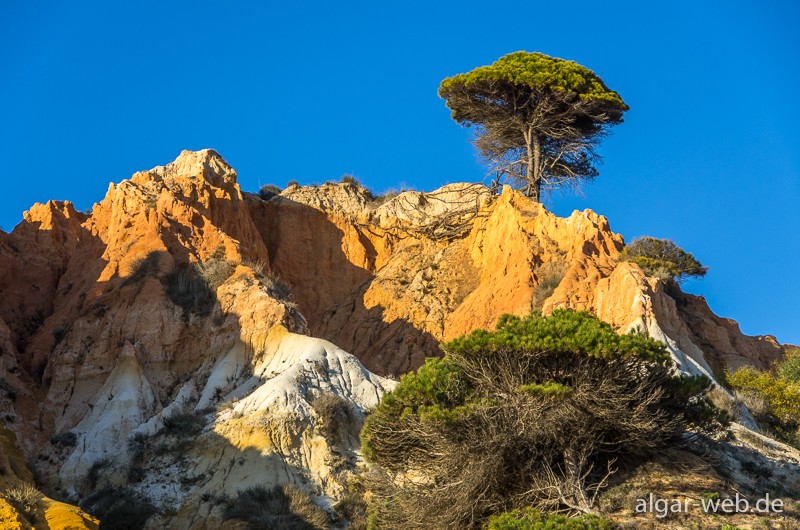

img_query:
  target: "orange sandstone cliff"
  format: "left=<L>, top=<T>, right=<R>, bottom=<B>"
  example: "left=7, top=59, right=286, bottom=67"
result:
left=0, top=149, right=787, bottom=528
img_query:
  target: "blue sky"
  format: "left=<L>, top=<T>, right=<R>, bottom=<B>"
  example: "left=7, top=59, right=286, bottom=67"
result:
left=1, top=1, right=798, bottom=345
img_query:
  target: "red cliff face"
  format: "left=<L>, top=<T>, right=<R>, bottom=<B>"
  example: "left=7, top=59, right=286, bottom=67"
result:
left=252, top=181, right=783, bottom=378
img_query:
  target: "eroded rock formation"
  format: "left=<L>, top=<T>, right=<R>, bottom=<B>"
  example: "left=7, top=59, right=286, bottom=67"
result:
left=0, top=149, right=786, bottom=527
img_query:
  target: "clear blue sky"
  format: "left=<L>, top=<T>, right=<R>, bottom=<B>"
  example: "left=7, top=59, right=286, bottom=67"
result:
left=1, top=1, right=798, bottom=345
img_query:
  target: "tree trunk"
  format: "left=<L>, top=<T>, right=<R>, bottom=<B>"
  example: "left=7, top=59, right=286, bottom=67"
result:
left=531, top=134, right=542, bottom=202
left=524, top=129, right=543, bottom=202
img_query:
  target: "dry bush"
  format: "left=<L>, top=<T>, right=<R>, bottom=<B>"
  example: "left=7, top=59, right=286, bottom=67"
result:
left=223, top=483, right=329, bottom=530
left=486, top=507, right=613, bottom=529
left=262, top=274, right=293, bottom=302
left=50, top=430, right=78, bottom=447
left=86, top=457, right=111, bottom=490
left=80, top=486, right=156, bottom=530
left=312, top=393, right=353, bottom=447
left=259, top=184, right=282, bottom=200
left=1, top=483, right=42, bottom=523
left=242, top=259, right=267, bottom=277
left=333, top=485, right=368, bottom=530
left=161, top=408, right=206, bottom=437
left=340, top=174, right=361, bottom=186
left=360, top=183, right=489, bottom=241
left=196, top=258, right=236, bottom=291
left=163, top=264, right=216, bottom=316
left=532, top=261, right=567, bottom=309
left=124, top=251, right=161, bottom=284
left=240, top=259, right=294, bottom=303
left=370, top=189, right=400, bottom=206
left=162, top=257, right=235, bottom=316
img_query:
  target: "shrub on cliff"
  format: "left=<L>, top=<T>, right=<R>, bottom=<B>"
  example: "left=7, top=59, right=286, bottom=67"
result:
left=163, top=257, right=234, bottom=316
left=619, top=237, right=707, bottom=282
left=340, top=174, right=361, bottom=186
left=486, top=507, right=613, bottom=530
left=727, top=349, right=800, bottom=445
left=80, top=487, right=156, bottom=530
left=50, top=430, right=78, bottom=447
left=125, top=251, right=161, bottom=284
left=777, top=346, right=800, bottom=382
left=196, top=258, right=236, bottom=291
left=223, top=484, right=329, bottom=530
left=312, top=393, right=353, bottom=447
left=361, top=310, right=725, bottom=528
left=161, top=408, right=206, bottom=437
left=532, top=261, right=567, bottom=309
left=259, top=184, right=282, bottom=200
left=164, top=264, right=216, bottom=315
left=1, top=484, right=42, bottom=524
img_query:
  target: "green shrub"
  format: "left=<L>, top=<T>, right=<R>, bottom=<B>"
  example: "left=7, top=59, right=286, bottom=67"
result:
left=361, top=310, right=724, bottom=528
left=80, top=486, right=156, bottom=530
left=727, top=355, right=800, bottom=446
left=517, top=381, right=572, bottom=398
left=619, top=237, right=707, bottom=282
left=777, top=347, right=800, bottom=382
left=486, top=507, right=614, bottom=530
left=443, top=309, right=668, bottom=362
left=286, top=180, right=300, bottom=188
left=223, top=484, right=329, bottom=530
left=1, top=483, right=42, bottom=524
left=259, top=184, right=283, bottom=200
left=340, top=174, right=361, bottom=186
left=727, top=367, right=800, bottom=424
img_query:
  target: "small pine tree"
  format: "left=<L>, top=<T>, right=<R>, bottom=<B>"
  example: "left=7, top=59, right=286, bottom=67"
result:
left=620, top=237, right=707, bottom=282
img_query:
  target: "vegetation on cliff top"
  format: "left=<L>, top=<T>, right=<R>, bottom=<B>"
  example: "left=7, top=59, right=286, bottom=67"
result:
left=439, top=51, right=628, bottom=202
left=619, top=236, right=708, bottom=282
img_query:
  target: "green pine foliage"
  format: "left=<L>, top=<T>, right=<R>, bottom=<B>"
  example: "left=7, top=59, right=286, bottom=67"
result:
left=446, top=310, right=668, bottom=361
left=439, top=51, right=627, bottom=108
left=619, top=237, right=707, bottom=282
left=486, top=507, right=615, bottom=530
left=438, top=51, right=628, bottom=202
left=360, top=310, right=725, bottom=528
left=517, top=381, right=573, bottom=399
